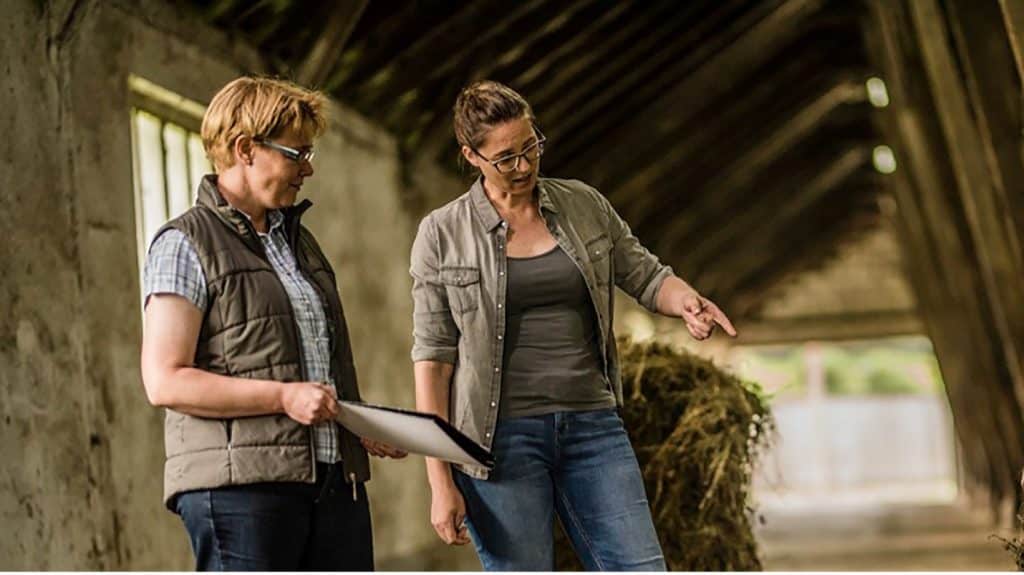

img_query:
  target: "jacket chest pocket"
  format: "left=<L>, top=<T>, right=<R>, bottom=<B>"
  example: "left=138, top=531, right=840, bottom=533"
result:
left=440, top=267, right=481, bottom=313
left=583, top=234, right=613, bottom=287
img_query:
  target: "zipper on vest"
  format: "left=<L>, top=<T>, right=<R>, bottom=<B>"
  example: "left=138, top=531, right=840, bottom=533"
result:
left=349, top=472, right=358, bottom=501
left=266, top=244, right=319, bottom=481
left=277, top=288, right=318, bottom=481
left=284, top=304, right=319, bottom=481
left=227, top=207, right=319, bottom=483
left=289, top=234, right=346, bottom=482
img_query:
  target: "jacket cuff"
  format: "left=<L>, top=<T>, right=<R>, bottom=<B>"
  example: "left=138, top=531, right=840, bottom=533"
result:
left=638, top=266, right=675, bottom=313
left=411, top=345, right=458, bottom=364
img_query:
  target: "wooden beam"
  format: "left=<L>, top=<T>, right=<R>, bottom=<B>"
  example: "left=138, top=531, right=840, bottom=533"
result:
left=405, top=1, right=677, bottom=165
left=428, top=0, right=601, bottom=94
left=734, top=311, right=925, bottom=345
left=950, top=0, right=1024, bottom=251
left=863, top=12, right=999, bottom=500
left=510, top=1, right=652, bottom=94
left=946, top=0, right=1024, bottom=413
left=408, top=0, right=654, bottom=165
left=203, top=0, right=248, bottom=22
left=673, top=132, right=876, bottom=250
left=383, top=0, right=604, bottom=139
left=644, top=126, right=877, bottom=260
left=535, top=0, right=732, bottom=138
left=733, top=211, right=883, bottom=318
left=866, top=0, right=1024, bottom=518
left=353, top=0, right=546, bottom=110
left=909, top=0, right=1024, bottom=414
left=682, top=146, right=870, bottom=277
left=598, top=41, right=860, bottom=198
left=551, top=0, right=827, bottom=177
left=999, top=0, right=1024, bottom=90
left=704, top=192, right=879, bottom=314
left=997, top=0, right=1024, bottom=205
left=653, top=80, right=866, bottom=255
left=323, top=2, right=422, bottom=91
left=296, top=0, right=368, bottom=88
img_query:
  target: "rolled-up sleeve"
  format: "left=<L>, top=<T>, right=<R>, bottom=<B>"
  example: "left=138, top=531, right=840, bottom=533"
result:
left=410, top=214, right=459, bottom=364
left=590, top=187, right=674, bottom=312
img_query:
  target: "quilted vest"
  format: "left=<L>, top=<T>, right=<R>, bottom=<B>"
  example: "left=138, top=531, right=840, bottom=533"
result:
left=156, top=176, right=369, bottom=507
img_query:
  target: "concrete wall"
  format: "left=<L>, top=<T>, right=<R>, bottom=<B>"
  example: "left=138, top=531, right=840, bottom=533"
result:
left=1, top=0, right=474, bottom=569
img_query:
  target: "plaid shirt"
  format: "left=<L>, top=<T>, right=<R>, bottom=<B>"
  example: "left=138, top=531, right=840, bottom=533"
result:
left=144, top=209, right=340, bottom=463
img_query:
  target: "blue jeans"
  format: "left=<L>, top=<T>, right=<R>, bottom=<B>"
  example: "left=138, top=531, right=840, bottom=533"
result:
left=174, top=463, right=373, bottom=571
left=454, top=408, right=666, bottom=571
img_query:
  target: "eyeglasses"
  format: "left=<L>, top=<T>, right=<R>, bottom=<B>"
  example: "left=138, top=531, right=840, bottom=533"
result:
left=256, top=139, right=315, bottom=163
left=473, top=129, right=546, bottom=174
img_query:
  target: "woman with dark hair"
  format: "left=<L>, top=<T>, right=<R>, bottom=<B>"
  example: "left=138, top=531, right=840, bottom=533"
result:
left=410, top=80, right=736, bottom=571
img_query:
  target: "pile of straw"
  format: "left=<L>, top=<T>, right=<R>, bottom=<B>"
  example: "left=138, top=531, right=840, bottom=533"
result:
left=992, top=515, right=1024, bottom=571
left=555, top=338, right=772, bottom=570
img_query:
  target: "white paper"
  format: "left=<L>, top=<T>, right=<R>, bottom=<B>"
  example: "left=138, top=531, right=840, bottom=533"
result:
left=336, top=401, right=491, bottom=467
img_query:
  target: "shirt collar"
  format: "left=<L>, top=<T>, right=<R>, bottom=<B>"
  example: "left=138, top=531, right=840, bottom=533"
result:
left=536, top=180, right=559, bottom=215
left=469, top=176, right=559, bottom=233
left=196, top=175, right=285, bottom=233
left=246, top=209, right=285, bottom=234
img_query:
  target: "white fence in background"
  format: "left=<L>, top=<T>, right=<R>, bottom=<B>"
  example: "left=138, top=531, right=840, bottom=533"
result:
left=754, top=395, right=957, bottom=494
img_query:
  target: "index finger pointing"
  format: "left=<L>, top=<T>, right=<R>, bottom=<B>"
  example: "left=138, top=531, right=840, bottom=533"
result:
left=710, top=305, right=737, bottom=337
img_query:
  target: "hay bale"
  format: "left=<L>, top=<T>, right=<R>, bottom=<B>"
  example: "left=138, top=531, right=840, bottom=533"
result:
left=555, top=338, right=773, bottom=571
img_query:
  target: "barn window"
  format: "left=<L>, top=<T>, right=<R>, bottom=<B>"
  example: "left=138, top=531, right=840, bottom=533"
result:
left=128, top=76, right=210, bottom=303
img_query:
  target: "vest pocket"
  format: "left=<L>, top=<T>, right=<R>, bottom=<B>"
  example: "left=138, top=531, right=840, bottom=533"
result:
left=440, top=266, right=481, bottom=313
left=230, top=414, right=308, bottom=446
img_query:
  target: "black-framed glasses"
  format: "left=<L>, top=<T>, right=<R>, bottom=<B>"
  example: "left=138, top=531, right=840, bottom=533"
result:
left=473, top=128, right=546, bottom=174
left=256, top=139, right=315, bottom=163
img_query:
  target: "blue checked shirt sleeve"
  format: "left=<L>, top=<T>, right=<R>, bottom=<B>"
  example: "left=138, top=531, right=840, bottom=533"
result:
left=143, top=230, right=207, bottom=313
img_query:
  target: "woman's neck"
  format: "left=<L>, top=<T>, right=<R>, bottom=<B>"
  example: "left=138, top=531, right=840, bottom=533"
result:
left=217, top=172, right=268, bottom=233
left=482, top=177, right=536, bottom=220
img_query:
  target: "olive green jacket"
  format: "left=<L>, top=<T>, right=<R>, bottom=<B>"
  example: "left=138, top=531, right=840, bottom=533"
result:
left=410, top=177, right=673, bottom=479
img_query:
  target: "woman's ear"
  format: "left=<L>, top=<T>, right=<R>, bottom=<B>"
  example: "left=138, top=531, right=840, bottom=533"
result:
left=460, top=145, right=479, bottom=169
left=234, top=135, right=255, bottom=166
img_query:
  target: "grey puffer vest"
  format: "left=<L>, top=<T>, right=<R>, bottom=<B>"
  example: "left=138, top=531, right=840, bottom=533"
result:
left=155, top=176, right=369, bottom=508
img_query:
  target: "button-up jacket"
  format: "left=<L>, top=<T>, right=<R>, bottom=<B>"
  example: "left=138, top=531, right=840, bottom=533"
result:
left=410, top=177, right=673, bottom=479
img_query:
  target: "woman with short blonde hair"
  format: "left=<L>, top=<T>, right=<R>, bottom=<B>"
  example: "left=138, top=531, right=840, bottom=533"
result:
left=141, top=76, right=404, bottom=571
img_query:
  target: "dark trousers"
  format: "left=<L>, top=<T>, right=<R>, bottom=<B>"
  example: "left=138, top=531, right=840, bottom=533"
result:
left=174, top=463, right=373, bottom=571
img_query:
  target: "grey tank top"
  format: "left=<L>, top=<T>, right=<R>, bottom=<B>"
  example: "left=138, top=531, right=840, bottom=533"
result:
left=499, top=244, right=616, bottom=420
